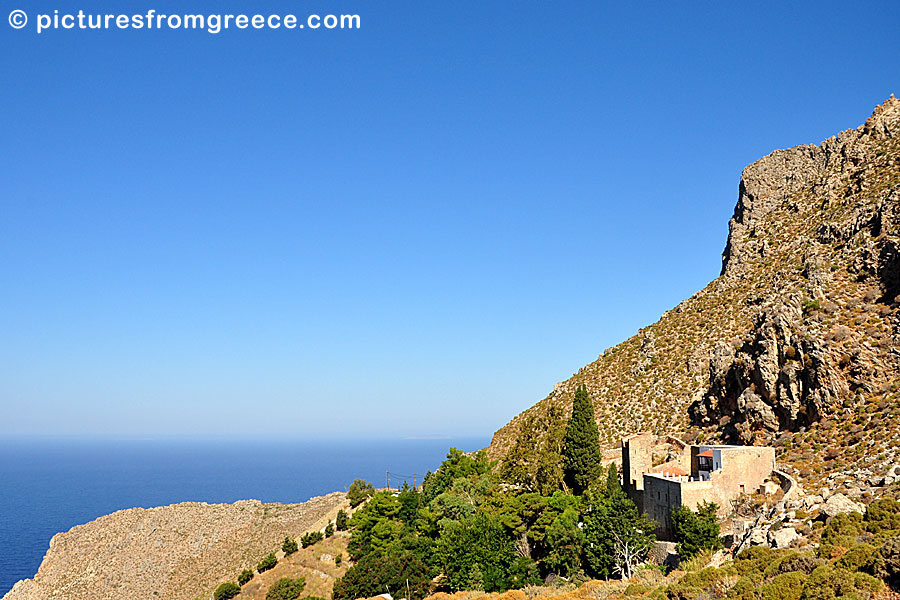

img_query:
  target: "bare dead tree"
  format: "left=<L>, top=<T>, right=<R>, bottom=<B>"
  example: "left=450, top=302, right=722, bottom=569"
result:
left=611, top=530, right=652, bottom=580
left=515, top=532, right=532, bottom=558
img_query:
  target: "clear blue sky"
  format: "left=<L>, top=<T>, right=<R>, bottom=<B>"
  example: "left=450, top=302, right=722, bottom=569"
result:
left=2, top=1, right=898, bottom=439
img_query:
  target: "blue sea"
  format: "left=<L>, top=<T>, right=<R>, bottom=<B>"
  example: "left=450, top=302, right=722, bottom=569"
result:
left=0, top=436, right=489, bottom=596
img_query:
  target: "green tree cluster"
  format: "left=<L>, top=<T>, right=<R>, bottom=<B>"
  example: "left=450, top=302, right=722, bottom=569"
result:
left=582, top=465, right=656, bottom=579
left=421, top=448, right=493, bottom=503
left=333, top=433, right=655, bottom=598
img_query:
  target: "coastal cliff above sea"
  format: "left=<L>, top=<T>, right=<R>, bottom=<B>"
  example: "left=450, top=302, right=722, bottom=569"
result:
left=3, top=493, right=347, bottom=600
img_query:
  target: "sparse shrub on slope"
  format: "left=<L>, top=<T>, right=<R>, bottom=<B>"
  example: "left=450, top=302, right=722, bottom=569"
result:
left=836, top=543, right=878, bottom=573
left=877, top=535, right=900, bottom=590
left=761, top=572, right=807, bottom=600
left=257, top=552, right=277, bottom=573
left=799, top=565, right=881, bottom=600
left=214, top=582, right=241, bottom=600
left=666, top=566, right=731, bottom=600
left=282, top=536, right=298, bottom=556
left=265, top=577, right=306, bottom=600
left=237, top=568, right=254, bottom=586
left=300, top=531, right=324, bottom=548
left=864, top=498, right=900, bottom=536
left=818, top=512, right=865, bottom=559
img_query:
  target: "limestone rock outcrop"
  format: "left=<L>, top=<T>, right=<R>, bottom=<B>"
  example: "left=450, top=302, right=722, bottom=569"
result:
left=489, top=96, right=900, bottom=489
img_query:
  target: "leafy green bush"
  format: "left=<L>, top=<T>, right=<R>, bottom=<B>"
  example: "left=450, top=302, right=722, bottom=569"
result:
left=876, top=534, right=900, bottom=590
left=238, top=568, right=254, bottom=586
left=347, top=479, right=375, bottom=508
left=775, top=553, right=823, bottom=575
left=214, top=582, right=241, bottom=600
left=257, top=552, right=277, bottom=573
left=865, top=498, right=900, bottom=535
left=799, top=565, right=855, bottom=600
left=626, top=584, right=652, bottom=596
left=333, top=550, right=432, bottom=600
left=583, top=483, right=656, bottom=579
left=729, top=576, right=763, bottom=600
left=335, top=553, right=342, bottom=566
left=507, top=556, right=542, bottom=587
left=672, top=502, right=722, bottom=559
left=761, top=572, right=806, bottom=600
left=435, top=511, right=516, bottom=591
left=265, top=577, right=306, bottom=600
left=301, top=531, right=324, bottom=548
left=421, top=448, right=492, bottom=503
left=819, top=512, right=865, bottom=558
left=325, top=522, right=335, bottom=538
left=836, top=543, right=878, bottom=572
left=282, top=536, right=299, bottom=556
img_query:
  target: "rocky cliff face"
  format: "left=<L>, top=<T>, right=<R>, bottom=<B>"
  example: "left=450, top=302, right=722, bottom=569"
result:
left=490, top=97, right=900, bottom=490
left=2, top=493, right=346, bottom=600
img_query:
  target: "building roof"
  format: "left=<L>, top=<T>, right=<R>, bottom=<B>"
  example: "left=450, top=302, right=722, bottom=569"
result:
left=658, top=465, right=688, bottom=477
left=697, top=449, right=714, bottom=458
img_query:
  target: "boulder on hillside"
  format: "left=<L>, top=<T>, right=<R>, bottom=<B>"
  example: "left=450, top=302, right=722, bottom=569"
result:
left=770, top=527, right=800, bottom=549
left=821, top=492, right=865, bottom=519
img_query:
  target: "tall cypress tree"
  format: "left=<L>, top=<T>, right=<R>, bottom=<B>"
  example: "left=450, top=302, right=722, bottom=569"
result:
left=562, top=384, right=603, bottom=495
left=605, top=463, right=622, bottom=497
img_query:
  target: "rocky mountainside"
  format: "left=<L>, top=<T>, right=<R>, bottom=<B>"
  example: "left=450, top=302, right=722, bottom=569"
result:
left=3, top=493, right=346, bottom=600
left=490, top=97, right=900, bottom=494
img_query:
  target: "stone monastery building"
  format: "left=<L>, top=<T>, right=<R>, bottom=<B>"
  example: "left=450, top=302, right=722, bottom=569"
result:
left=621, top=432, right=776, bottom=539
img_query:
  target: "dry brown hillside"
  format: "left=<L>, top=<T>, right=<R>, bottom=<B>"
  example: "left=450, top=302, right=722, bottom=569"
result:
left=2, top=493, right=347, bottom=600
left=490, top=96, right=900, bottom=493
left=234, top=534, right=350, bottom=600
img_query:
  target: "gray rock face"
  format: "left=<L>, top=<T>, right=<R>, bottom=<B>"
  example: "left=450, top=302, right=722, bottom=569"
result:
left=687, top=97, right=900, bottom=445
left=821, top=492, right=865, bottom=518
left=689, top=300, right=848, bottom=443
left=770, top=527, right=800, bottom=549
